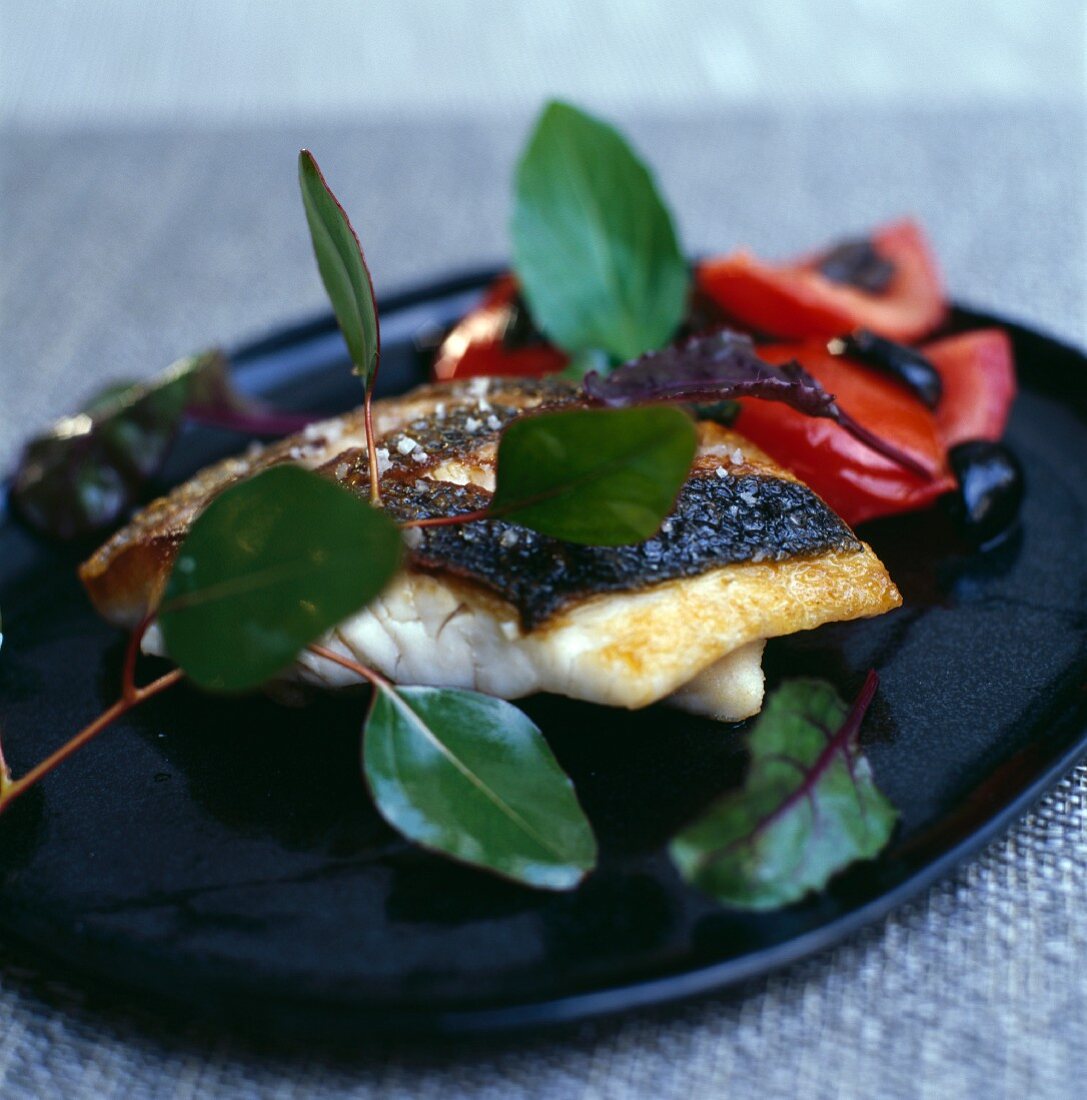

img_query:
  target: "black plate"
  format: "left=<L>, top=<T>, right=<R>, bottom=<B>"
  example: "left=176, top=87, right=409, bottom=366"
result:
left=1, top=271, right=1086, bottom=1038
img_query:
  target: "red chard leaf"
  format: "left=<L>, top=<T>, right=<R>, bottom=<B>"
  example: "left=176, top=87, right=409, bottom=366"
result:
left=11, top=350, right=318, bottom=540
left=670, top=672, right=897, bottom=910
left=583, top=330, right=932, bottom=479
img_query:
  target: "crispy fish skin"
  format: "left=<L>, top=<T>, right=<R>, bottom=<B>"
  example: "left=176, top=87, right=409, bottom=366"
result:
left=79, top=377, right=574, bottom=627
left=83, top=377, right=901, bottom=721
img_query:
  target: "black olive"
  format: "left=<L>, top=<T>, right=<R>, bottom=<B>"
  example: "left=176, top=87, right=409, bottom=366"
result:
left=947, top=440, right=1024, bottom=545
left=501, top=293, right=548, bottom=351
left=816, top=238, right=896, bottom=293
left=828, top=328, right=943, bottom=409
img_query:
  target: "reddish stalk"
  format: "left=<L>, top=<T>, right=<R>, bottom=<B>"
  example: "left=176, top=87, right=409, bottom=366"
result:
left=309, top=643, right=390, bottom=690
left=0, top=724, right=12, bottom=796
left=121, top=616, right=154, bottom=704
left=364, top=390, right=381, bottom=506
left=185, top=402, right=319, bottom=438
left=399, top=506, right=494, bottom=530
left=0, top=668, right=183, bottom=814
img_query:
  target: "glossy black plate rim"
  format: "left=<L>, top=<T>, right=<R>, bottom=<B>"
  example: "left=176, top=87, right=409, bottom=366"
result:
left=1, top=271, right=1085, bottom=1040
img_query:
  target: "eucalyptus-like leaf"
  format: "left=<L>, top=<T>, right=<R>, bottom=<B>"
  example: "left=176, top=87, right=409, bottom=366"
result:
left=511, top=100, right=689, bottom=363
left=489, top=406, right=697, bottom=545
left=12, top=350, right=234, bottom=539
left=670, top=674, right=896, bottom=910
left=298, top=149, right=380, bottom=385
left=364, top=684, right=597, bottom=889
left=159, top=465, right=402, bottom=692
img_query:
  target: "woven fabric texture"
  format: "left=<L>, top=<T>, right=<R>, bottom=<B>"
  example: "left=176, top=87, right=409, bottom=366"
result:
left=0, top=108, right=1084, bottom=1098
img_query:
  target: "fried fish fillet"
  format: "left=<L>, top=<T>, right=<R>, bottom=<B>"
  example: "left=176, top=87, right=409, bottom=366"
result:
left=80, top=377, right=901, bottom=721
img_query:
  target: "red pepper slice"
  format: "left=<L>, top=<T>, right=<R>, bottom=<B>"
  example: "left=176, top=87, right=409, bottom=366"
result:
left=696, top=220, right=946, bottom=343
left=433, top=275, right=567, bottom=381
left=925, top=328, right=1016, bottom=448
left=735, top=343, right=955, bottom=527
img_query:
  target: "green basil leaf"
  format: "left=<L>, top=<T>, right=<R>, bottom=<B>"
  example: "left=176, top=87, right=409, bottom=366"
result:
left=511, top=100, right=689, bottom=362
left=670, top=676, right=897, bottom=910
left=159, top=465, right=402, bottom=692
left=298, top=149, right=380, bottom=385
left=490, top=406, right=697, bottom=545
left=11, top=350, right=233, bottom=539
left=363, top=684, right=597, bottom=890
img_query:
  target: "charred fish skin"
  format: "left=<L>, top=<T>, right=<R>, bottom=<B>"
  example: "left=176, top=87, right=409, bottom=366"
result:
left=377, top=472, right=861, bottom=631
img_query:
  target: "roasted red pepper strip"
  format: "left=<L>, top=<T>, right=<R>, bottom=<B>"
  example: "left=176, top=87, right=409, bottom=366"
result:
left=735, top=343, right=955, bottom=526
left=696, top=220, right=947, bottom=343
left=433, top=275, right=567, bottom=380
left=925, top=328, right=1016, bottom=448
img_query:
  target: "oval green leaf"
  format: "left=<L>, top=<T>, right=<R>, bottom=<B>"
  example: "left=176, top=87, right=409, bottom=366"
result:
left=159, top=465, right=402, bottom=692
left=490, top=405, right=697, bottom=545
left=669, top=678, right=897, bottom=910
left=298, top=149, right=380, bottom=384
left=363, top=685, right=597, bottom=890
left=511, top=100, right=690, bottom=363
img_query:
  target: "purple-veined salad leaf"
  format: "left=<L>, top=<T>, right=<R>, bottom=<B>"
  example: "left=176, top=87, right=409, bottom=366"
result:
left=13, top=350, right=227, bottom=539
left=583, top=330, right=932, bottom=478
left=10, top=350, right=315, bottom=540
left=670, top=672, right=896, bottom=910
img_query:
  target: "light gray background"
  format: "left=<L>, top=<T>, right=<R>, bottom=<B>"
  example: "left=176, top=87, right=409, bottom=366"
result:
left=1, top=3, right=1085, bottom=1098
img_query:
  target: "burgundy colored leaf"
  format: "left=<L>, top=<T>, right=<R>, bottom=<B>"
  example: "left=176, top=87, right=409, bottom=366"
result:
left=583, top=330, right=931, bottom=479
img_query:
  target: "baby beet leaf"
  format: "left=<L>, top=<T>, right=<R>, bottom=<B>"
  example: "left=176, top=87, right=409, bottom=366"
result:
left=298, top=150, right=380, bottom=387
left=159, top=465, right=402, bottom=693
left=511, top=101, right=689, bottom=363
left=670, top=673, right=896, bottom=910
left=12, top=350, right=236, bottom=539
left=489, top=406, right=698, bottom=546
left=584, top=330, right=933, bottom=479
left=363, top=684, right=597, bottom=890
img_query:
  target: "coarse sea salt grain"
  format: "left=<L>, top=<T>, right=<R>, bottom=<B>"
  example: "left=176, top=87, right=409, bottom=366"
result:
left=375, top=447, right=392, bottom=476
left=464, top=417, right=481, bottom=432
left=714, top=465, right=728, bottom=478
left=731, top=448, right=744, bottom=465
left=499, top=529, right=520, bottom=548
left=396, top=436, right=418, bottom=455
left=485, top=414, right=502, bottom=431
left=411, top=451, right=429, bottom=463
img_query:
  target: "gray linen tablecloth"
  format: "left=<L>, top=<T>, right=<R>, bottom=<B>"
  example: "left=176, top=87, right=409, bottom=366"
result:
left=0, top=108, right=1084, bottom=1098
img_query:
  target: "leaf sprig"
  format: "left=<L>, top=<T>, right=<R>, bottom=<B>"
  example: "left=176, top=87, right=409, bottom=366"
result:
left=670, top=673, right=896, bottom=909
left=298, top=150, right=382, bottom=503
left=10, top=350, right=317, bottom=540
left=512, top=101, right=690, bottom=365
